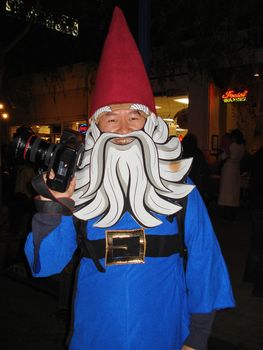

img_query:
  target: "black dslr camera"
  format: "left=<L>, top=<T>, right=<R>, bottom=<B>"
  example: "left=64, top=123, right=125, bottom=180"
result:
left=11, top=127, right=84, bottom=192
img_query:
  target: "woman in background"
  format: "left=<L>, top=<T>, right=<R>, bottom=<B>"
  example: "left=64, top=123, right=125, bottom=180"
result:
left=218, top=129, right=245, bottom=221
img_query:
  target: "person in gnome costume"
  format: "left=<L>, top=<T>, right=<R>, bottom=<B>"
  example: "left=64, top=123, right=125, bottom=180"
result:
left=24, top=7, right=235, bottom=350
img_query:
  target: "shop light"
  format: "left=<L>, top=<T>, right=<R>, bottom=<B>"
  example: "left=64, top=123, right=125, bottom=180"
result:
left=254, top=73, right=260, bottom=77
left=177, top=127, right=186, bottom=131
left=155, top=105, right=161, bottom=109
left=0, top=103, right=4, bottom=109
left=2, top=113, right=8, bottom=119
left=173, top=98, right=189, bottom=105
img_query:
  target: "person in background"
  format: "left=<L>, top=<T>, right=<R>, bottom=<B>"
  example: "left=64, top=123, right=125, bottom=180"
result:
left=218, top=129, right=245, bottom=221
left=1, top=144, right=16, bottom=206
left=243, top=121, right=263, bottom=297
left=182, top=133, right=210, bottom=202
left=24, top=7, right=234, bottom=350
left=8, top=126, right=37, bottom=237
left=216, top=133, right=231, bottom=175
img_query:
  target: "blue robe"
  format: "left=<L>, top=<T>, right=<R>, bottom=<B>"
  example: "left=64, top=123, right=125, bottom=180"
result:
left=24, top=187, right=235, bottom=350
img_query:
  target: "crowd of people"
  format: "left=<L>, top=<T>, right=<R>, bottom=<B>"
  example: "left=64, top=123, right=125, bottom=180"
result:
left=182, top=125, right=263, bottom=300
left=182, top=129, right=249, bottom=217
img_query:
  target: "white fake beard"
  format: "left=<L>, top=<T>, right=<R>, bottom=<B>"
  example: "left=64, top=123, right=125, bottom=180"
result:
left=73, top=114, right=194, bottom=228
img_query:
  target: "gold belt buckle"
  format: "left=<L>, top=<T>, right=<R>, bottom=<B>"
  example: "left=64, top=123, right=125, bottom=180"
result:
left=105, top=228, right=146, bottom=266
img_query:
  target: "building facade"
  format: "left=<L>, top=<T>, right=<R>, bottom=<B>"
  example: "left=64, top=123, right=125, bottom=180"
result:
left=2, top=61, right=261, bottom=153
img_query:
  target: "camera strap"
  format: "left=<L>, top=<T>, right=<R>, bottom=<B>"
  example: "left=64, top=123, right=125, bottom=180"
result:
left=32, top=173, right=75, bottom=216
left=176, top=196, right=188, bottom=272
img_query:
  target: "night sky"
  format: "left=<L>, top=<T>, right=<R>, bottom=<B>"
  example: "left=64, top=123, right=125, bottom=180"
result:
left=0, top=0, right=139, bottom=77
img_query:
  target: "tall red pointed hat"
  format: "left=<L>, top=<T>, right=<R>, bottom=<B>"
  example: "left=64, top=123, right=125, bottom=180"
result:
left=90, top=6, right=156, bottom=118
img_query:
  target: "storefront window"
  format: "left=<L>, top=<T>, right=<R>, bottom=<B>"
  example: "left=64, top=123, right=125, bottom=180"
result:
left=154, top=95, right=189, bottom=137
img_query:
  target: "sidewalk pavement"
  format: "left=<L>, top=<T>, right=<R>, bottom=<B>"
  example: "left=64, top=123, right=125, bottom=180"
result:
left=208, top=204, right=263, bottom=350
left=0, top=203, right=263, bottom=350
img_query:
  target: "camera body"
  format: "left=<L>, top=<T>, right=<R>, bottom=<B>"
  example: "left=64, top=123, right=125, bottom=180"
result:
left=12, top=127, right=84, bottom=192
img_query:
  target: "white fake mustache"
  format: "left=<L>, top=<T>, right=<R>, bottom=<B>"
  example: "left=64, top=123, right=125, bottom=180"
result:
left=73, top=116, right=194, bottom=227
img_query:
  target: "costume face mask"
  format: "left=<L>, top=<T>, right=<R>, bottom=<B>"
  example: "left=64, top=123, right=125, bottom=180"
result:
left=73, top=112, right=194, bottom=228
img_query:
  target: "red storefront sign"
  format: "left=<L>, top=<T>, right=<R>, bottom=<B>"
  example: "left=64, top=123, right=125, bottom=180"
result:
left=222, top=89, right=248, bottom=103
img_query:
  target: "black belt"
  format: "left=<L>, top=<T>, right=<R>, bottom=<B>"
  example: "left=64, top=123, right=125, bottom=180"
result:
left=79, top=233, right=181, bottom=266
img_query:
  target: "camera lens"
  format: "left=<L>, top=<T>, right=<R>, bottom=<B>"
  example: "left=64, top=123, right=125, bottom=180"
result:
left=12, top=131, right=56, bottom=168
left=27, top=137, right=56, bottom=166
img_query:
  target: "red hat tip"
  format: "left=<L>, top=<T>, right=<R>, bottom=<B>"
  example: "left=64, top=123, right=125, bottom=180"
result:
left=90, top=6, right=156, bottom=117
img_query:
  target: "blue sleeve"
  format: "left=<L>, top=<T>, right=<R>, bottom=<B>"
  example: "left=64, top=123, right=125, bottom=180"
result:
left=184, top=186, right=235, bottom=312
left=24, top=214, right=77, bottom=277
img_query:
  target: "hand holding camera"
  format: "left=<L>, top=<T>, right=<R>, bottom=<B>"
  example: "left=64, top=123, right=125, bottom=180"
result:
left=39, top=169, right=76, bottom=201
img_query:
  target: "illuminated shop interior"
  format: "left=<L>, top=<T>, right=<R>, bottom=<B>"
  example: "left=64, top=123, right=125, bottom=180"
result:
left=9, top=95, right=189, bottom=142
left=154, top=95, right=189, bottom=138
